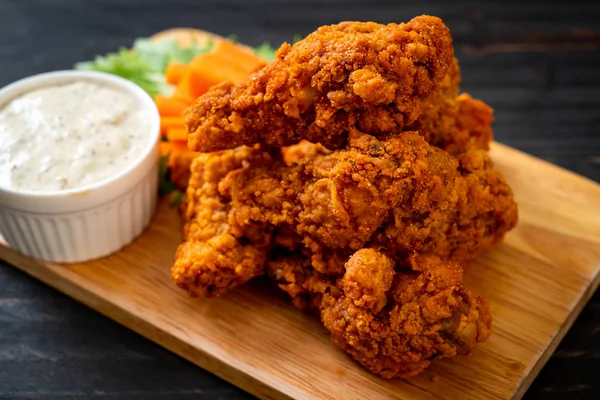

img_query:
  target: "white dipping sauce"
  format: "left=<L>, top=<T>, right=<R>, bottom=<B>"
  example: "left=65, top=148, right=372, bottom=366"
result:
left=0, top=81, right=152, bottom=192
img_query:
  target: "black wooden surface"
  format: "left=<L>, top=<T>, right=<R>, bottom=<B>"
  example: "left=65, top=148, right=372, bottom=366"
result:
left=1, top=0, right=599, bottom=399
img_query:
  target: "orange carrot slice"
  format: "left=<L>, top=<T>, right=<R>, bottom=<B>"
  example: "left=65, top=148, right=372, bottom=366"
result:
left=166, top=128, right=188, bottom=142
left=155, top=95, right=191, bottom=116
left=173, top=72, right=193, bottom=100
left=212, top=40, right=265, bottom=72
left=160, top=116, right=186, bottom=133
left=165, top=140, right=191, bottom=168
left=186, top=68, right=221, bottom=97
left=171, top=92, right=195, bottom=105
left=188, top=53, right=250, bottom=85
left=165, top=61, right=188, bottom=85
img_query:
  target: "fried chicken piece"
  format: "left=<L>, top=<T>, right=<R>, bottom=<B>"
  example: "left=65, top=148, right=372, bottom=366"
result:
left=167, top=147, right=199, bottom=190
left=295, top=130, right=517, bottom=273
left=294, top=130, right=460, bottom=274
left=268, top=253, right=339, bottom=312
left=321, top=250, right=491, bottom=379
left=372, top=150, right=518, bottom=263
left=175, top=127, right=516, bottom=301
left=185, top=15, right=454, bottom=152
left=199, top=130, right=516, bottom=278
left=173, top=144, right=316, bottom=299
left=269, top=249, right=491, bottom=379
left=172, top=147, right=275, bottom=299
left=409, top=59, right=493, bottom=156
left=281, top=140, right=330, bottom=166
left=452, top=93, right=494, bottom=154
left=428, top=148, right=517, bottom=262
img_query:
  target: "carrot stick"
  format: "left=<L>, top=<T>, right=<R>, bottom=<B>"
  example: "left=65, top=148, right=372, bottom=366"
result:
left=171, top=92, right=196, bottom=105
left=155, top=95, right=191, bottom=116
left=160, top=116, right=186, bottom=133
left=166, top=128, right=189, bottom=142
left=188, top=53, right=251, bottom=85
left=186, top=68, right=222, bottom=96
left=165, top=61, right=188, bottom=85
left=173, top=70, right=214, bottom=101
left=173, top=72, right=193, bottom=100
left=168, top=140, right=189, bottom=152
left=212, top=40, right=265, bottom=72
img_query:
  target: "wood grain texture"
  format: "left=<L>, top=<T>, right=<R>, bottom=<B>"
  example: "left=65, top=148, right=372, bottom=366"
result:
left=1, top=142, right=599, bottom=400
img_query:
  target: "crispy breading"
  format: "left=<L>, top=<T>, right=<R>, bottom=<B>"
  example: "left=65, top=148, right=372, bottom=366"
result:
left=185, top=16, right=454, bottom=152
left=410, top=59, right=493, bottom=156
left=172, top=147, right=274, bottom=299
left=269, top=250, right=492, bottom=379
left=321, top=251, right=491, bottom=379
left=173, top=15, right=516, bottom=379
left=178, top=129, right=516, bottom=294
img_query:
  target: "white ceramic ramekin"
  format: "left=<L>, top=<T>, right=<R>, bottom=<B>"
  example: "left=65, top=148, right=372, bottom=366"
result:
left=0, top=70, right=160, bottom=263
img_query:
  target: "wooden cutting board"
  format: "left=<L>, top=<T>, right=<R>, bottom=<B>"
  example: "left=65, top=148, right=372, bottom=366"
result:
left=2, top=29, right=600, bottom=400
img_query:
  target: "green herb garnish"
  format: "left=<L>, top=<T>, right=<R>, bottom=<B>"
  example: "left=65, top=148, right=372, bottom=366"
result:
left=76, top=48, right=170, bottom=97
left=75, top=37, right=213, bottom=97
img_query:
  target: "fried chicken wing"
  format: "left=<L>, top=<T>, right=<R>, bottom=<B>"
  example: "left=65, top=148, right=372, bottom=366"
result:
left=172, top=147, right=275, bottom=299
left=185, top=15, right=454, bottom=152
left=294, top=130, right=516, bottom=272
left=321, top=250, right=491, bottom=379
left=408, top=58, right=493, bottom=156
left=269, top=249, right=491, bottom=379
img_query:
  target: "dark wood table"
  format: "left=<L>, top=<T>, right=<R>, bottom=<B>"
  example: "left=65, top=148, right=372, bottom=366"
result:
left=1, top=1, right=598, bottom=399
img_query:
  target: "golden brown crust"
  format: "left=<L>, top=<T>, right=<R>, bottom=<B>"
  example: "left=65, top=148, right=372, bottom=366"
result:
left=321, top=252, right=491, bottom=379
left=185, top=16, right=454, bottom=152
left=176, top=129, right=517, bottom=299
left=173, top=15, right=516, bottom=379
left=168, top=149, right=198, bottom=191
left=270, top=250, right=492, bottom=379
left=175, top=128, right=513, bottom=378
left=409, top=59, right=493, bottom=156
left=171, top=147, right=274, bottom=299
left=267, top=254, right=340, bottom=312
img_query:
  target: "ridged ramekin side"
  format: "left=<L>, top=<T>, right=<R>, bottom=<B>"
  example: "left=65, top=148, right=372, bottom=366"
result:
left=0, top=165, right=157, bottom=263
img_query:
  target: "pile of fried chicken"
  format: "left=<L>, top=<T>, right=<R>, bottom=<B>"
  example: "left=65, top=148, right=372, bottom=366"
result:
left=172, top=15, right=518, bottom=379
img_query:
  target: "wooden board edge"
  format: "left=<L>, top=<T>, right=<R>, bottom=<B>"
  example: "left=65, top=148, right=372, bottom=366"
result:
left=513, top=266, right=600, bottom=399
left=0, top=245, right=292, bottom=400
left=491, top=142, right=600, bottom=193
